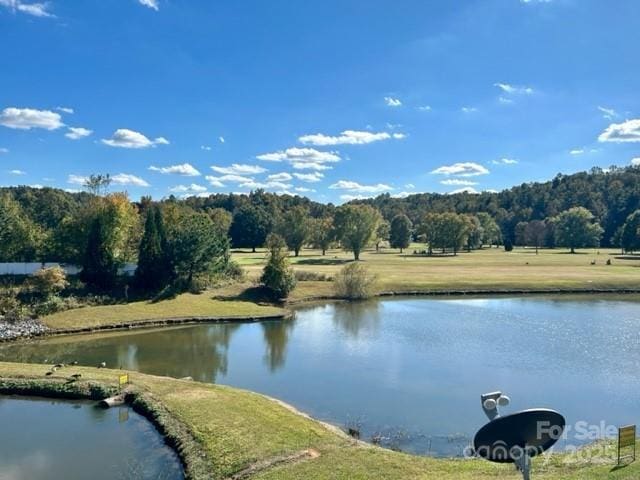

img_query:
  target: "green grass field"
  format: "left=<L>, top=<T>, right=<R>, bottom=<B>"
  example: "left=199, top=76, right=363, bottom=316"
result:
left=42, top=292, right=285, bottom=331
left=234, top=245, right=640, bottom=301
left=0, top=362, right=637, bottom=479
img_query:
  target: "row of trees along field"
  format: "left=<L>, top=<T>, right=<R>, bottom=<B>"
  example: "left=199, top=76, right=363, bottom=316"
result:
left=2, top=167, right=640, bottom=269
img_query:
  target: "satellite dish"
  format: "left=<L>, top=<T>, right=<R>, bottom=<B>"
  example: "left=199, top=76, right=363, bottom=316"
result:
left=473, top=409, right=565, bottom=463
left=473, top=392, right=565, bottom=480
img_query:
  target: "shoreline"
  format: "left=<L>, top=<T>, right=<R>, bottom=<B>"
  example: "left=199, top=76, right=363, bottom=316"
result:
left=4, top=286, right=640, bottom=343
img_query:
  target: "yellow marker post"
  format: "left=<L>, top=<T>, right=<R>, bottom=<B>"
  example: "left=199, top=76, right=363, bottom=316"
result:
left=118, top=373, right=129, bottom=391
left=618, top=425, right=636, bottom=465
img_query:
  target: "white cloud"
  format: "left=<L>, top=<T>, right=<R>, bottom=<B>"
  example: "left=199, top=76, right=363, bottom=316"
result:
left=219, top=136, right=225, bottom=144
left=449, top=187, right=479, bottom=194
left=200, top=145, right=212, bottom=151
left=329, top=180, right=393, bottom=194
left=65, top=127, right=93, bottom=140
left=570, top=149, right=584, bottom=155
left=0, top=107, right=63, bottom=130
left=494, top=83, right=534, bottom=95
left=205, top=176, right=226, bottom=188
left=138, top=0, right=158, bottom=10
left=461, top=107, right=478, bottom=113
left=0, top=147, right=8, bottom=154
left=339, top=194, right=375, bottom=202
left=240, top=180, right=293, bottom=190
left=295, top=187, right=315, bottom=193
left=293, top=172, right=323, bottom=183
left=56, top=107, right=74, bottom=114
left=392, top=191, right=414, bottom=198
left=149, top=163, right=201, bottom=176
left=0, top=0, right=54, bottom=17
left=631, top=158, right=640, bottom=166
left=9, top=169, right=26, bottom=175
left=417, top=106, right=432, bottom=112
left=405, top=183, right=415, bottom=189
left=267, top=172, right=293, bottom=182
left=520, top=0, right=553, bottom=4
left=169, top=184, right=207, bottom=193
left=292, top=162, right=332, bottom=171
left=257, top=147, right=341, bottom=165
left=67, top=174, right=88, bottom=185
left=211, top=164, right=267, bottom=175
left=492, top=158, right=518, bottom=165
left=498, top=96, right=514, bottom=105
left=598, top=119, right=640, bottom=143
left=384, top=97, right=402, bottom=107
left=431, top=162, right=490, bottom=177
left=299, top=130, right=403, bottom=146
left=440, top=179, right=478, bottom=186
left=597, top=106, right=617, bottom=120
left=101, top=129, right=169, bottom=148
left=111, top=173, right=150, bottom=187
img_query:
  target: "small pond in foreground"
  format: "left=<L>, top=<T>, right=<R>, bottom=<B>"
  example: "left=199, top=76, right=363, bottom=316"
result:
left=0, top=396, right=183, bottom=480
left=1, top=295, right=639, bottom=456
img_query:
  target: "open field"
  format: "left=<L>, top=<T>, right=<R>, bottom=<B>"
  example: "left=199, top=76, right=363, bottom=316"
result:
left=41, top=292, right=285, bottom=332
left=0, top=361, right=638, bottom=480
left=234, top=246, right=640, bottom=302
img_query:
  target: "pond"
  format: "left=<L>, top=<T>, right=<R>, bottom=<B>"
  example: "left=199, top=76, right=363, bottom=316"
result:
left=1, top=295, right=639, bottom=456
left=0, top=396, right=183, bottom=480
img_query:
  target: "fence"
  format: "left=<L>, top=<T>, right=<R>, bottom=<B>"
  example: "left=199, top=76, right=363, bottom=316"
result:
left=0, top=263, right=136, bottom=276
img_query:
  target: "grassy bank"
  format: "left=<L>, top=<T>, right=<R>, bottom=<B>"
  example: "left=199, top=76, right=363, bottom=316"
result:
left=41, top=291, right=286, bottom=332
left=0, top=362, right=637, bottom=479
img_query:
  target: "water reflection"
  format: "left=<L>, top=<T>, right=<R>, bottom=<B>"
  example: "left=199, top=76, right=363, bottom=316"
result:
left=1, top=295, right=640, bottom=457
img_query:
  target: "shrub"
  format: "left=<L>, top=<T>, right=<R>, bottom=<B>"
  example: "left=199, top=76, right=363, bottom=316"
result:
left=294, top=270, right=333, bottom=282
left=31, top=266, right=68, bottom=297
left=504, top=239, right=514, bottom=252
left=0, top=292, right=29, bottom=323
left=333, top=262, right=378, bottom=300
left=260, top=234, right=296, bottom=299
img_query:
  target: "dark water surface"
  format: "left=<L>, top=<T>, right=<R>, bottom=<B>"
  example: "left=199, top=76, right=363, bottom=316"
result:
left=0, top=396, right=183, bottom=480
left=1, top=295, right=639, bottom=456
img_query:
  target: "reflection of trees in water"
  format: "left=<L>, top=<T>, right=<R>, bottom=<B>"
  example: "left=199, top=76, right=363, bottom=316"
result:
left=331, top=301, right=381, bottom=337
left=0, top=324, right=242, bottom=384
left=261, top=319, right=294, bottom=372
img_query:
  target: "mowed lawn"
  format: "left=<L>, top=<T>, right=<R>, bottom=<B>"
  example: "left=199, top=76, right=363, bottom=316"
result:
left=42, top=292, right=285, bottom=331
left=1, top=361, right=638, bottom=480
left=233, top=246, right=640, bottom=301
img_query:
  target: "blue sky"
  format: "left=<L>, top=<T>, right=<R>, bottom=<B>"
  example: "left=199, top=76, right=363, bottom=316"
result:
left=1, top=0, right=640, bottom=203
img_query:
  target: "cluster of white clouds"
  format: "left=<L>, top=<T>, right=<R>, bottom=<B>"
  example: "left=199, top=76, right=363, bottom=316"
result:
left=101, top=128, right=169, bottom=148
left=431, top=162, right=490, bottom=177
left=0, top=107, right=63, bottom=130
left=149, top=163, right=201, bottom=176
left=138, top=0, right=159, bottom=11
left=598, top=119, right=640, bottom=143
left=0, top=0, right=53, bottom=17
left=491, top=158, right=518, bottom=165
left=299, top=130, right=405, bottom=146
left=384, top=97, right=402, bottom=107
left=67, top=173, right=150, bottom=188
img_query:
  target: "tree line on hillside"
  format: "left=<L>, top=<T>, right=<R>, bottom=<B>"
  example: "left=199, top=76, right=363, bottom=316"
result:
left=2, top=166, right=640, bottom=273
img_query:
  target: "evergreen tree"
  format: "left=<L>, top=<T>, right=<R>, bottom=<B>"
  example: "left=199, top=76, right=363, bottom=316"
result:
left=260, top=234, right=296, bottom=299
left=229, top=204, right=272, bottom=252
left=80, top=216, right=118, bottom=289
left=135, top=207, right=173, bottom=290
left=280, top=206, right=310, bottom=256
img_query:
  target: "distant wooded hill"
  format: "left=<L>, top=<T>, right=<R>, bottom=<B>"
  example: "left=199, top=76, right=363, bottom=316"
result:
left=2, top=165, right=639, bottom=251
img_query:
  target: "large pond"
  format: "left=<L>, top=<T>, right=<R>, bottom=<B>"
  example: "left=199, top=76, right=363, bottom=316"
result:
left=0, top=396, right=183, bottom=480
left=1, top=296, right=639, bottom=456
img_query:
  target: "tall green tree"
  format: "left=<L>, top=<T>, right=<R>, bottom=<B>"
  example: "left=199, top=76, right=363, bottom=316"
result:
left=374, top=220, right=390, bottom=251
left=279, top=206, right=310, bottom=256
left=0, top=192, right=47, bottom=261
left=334, top=204, right=381, bottom=260
left=524, top=220, right=547, bottom=254
left=229, top=205, right=272, bottom=252
left=418, top=212, right=445, bottom=255
left=553, top=207, right=603, bottom=253
left=260, top=233, right=296, bottom=299
left=477, top=212, right=501, bottom=247
left=389, top=214, right=412, bottom=253
left=170, top=211, right=229, bottom=287
left=135, top=206, right=174, bottom=290
left=80, top=215, right=118, bottom=289
left=619, top=210, right=640, bottom=253
left=310, top=216, right=335, bottom=255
